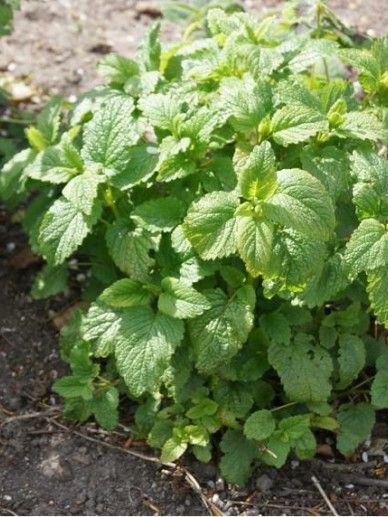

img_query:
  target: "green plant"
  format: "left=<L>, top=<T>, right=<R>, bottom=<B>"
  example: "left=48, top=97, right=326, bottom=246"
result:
left=2, top=1, right=388, bottom=485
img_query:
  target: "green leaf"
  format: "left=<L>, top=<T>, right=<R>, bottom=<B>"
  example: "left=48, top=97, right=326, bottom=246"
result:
left=82, top=302, right=122, bottom=357
left=139, top=93, right=182, bottom=131
left=220, top=429, right=258, bottom=486
left=99, top=279, right=150, bottom=308
left=183, top=191, right=239, bottom=260
left=109, top=144, right=158, bottom=190
left=294, top=429, right=317, bottom=460
left=31, top=264, right=68, bottom=300
left=336, top=403, right=375, bottom=457
left=97, top=54, right=139, bottom=85
left=0, top=148, right=35, bottom=205
left=158, top=277, right=211, bottom=319
left=271, top=106, right=328, bottom=146
left=258, top=431, right=291, bottom=468
left=337, top=334, right=366, bottom=389
left=260, top=312, right=291, bottom=345
left=236, top=216, right=273, bottom=277
left=263, top=168, right=335, bottom=240
left=264, top=229, right=327, bottom=291
left=62, top=169, right=102, bottom=215
left=35, top=96, right=62, bottom=146
left=344, top=218, right=388, bottom=279
left=371, top=353, right=388, bottom=408
left=82, top=95, right=137, bottom=173
left=218, top=75, right=272, bottom=132
left=91, top=386, right=119, bottom=430
left=115, top=307, right=184, bottom=396
left=278, top=415, right=310, bottom=441
left=300, top=146, right=350, bottom=201
left=244, top=409, right=276, bottom=441
left=368, top=267, right=388, bottom=326
left=161, top=433, right=188, bottom=463
left=132, top=197, right=186, bottom=232
left=337, top=112, right=388, bottom=142
left=38, top=197, right=100, bottom=265
left=27, top=138, right=83, bottom=184
left=268, top=333, right=333, bottom=403
left=189, top=287, right=254, bottom=372
left=139, top=21, right=161, bottom=72
left=106, top=220, right=155, bottom=281
left=53, top=376, right=93, bottom=400
left=236, top=142, right=276, bottom=201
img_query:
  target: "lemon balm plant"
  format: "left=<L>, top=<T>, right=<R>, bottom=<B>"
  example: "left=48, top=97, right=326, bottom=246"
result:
left=1, top=0, right=388, bottom=484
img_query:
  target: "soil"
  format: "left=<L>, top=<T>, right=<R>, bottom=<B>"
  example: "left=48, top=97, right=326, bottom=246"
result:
left=1, top=1, right=388, bottom=516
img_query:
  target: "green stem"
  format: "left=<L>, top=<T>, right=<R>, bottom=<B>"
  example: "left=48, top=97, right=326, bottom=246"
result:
left=271, top=401, right=298, bottom=413
left=0, top=117, right=30, bottom=125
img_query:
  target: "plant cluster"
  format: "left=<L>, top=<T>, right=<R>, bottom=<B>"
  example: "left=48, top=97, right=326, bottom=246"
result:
left=1, top=0, right=388, bottom=484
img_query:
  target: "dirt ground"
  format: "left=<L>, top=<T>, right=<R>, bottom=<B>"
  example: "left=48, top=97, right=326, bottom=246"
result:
left=1, top=1, right=388, bottom=516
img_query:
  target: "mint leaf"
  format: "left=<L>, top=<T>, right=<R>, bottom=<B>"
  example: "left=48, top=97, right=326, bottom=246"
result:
left=97, top=54, right=139, bottom=85
left=344, top=218, right=388, bottom=278
left=189, top=287, right=254, bottom=372
left=62, top=169, right=102, bottom=215
left=82, top=95, right=137, bottom=173
left=183, top=191, right=239, bottom=260
left=158, top=277, right=211, bottom=319
left=220, top=430, right=257, bottom=486
left=99, top=279, right=150, bottom=308
left=109, top=144, right=158, bottom=190
left=38, top=197, right=100, bottom=265
left=268, top=334, right=333, bottom=403
left=337, top=334, right=366, bottom=389
left=271, top=106, right=328, bottom=146
left=263, top=168, right=335, bottom=240
left=236, top=141, right=276, bottom=201
left=244, top=409, right=275, bottom=441
left=132, top=197, right=186, bottom=232
left=336, top=403, right=375, bottom=457
left=236, top=216, right=273, bottom=277
left=367, top=267, right=388, bottom=326
left=106, top=220, right=155, bottom=281
left=115, top=307, right=184, bottom=396
left=371, top=352, right=388, bottom=408
left=91, top=386, right=119, bottom=430
left=31, top=264, right=68, bottom=300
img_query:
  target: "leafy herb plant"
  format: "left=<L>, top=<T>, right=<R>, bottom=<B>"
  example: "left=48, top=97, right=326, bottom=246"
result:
left=2, top=0, right=388, bottom=485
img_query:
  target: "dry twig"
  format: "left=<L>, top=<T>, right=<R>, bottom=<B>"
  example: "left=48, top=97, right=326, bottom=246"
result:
left=311, top=475, right=339, bottom=516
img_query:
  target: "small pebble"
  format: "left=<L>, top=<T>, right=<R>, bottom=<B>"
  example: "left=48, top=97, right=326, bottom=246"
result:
left=207, top=480, right=215, bottom=490
left=291, top=459, right=300, bottom=469
left=384, top=455, right=388, bottom=463
left=76, top=273, right=86, bottom=283
left=6, top=242, right=16, bottom=253
left=215, top=477, right=225, bottom=491
left=211, top=493, right=221, bottom=505
left=255, top=473, right=273, bottom=492
left=3, top=495, right=12, bottom=501
left=345, top=484, right=355, bottom=489
left=361, top=451, right=369, bottom=463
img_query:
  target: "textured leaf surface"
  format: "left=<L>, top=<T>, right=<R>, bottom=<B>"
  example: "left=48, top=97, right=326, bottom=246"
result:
left=189, top=287, right=254, bottom=372
left=236, top=216, right=273, bottom=277
left=263, top=169, right=335, bottom=239
left=336, top=403, right=375, bottom=457
left=38, top=197, right=100, bottom=265
left=268, top=334, right=333, bottom=403
left=271, top=106, right=328, bottom=146
left=115, top=307, right=184, bottom=396
left=220, top=430, right=257, bottom=486
left=159, top=277, right=211, bottom=319
left=244, top=410, right=275, bottom=441
left=183, top=191, right=239, bottom=260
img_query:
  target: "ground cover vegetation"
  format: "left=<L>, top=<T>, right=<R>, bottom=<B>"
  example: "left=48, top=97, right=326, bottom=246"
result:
left=1, top=0, right=388, bottom=485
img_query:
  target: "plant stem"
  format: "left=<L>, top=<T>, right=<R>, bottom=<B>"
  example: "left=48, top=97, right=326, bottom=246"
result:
left=271, top=401, right=298, bottom=413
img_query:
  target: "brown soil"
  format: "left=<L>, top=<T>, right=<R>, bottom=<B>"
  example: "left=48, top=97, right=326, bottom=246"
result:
left=1, top=1, right=388, bottom=515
